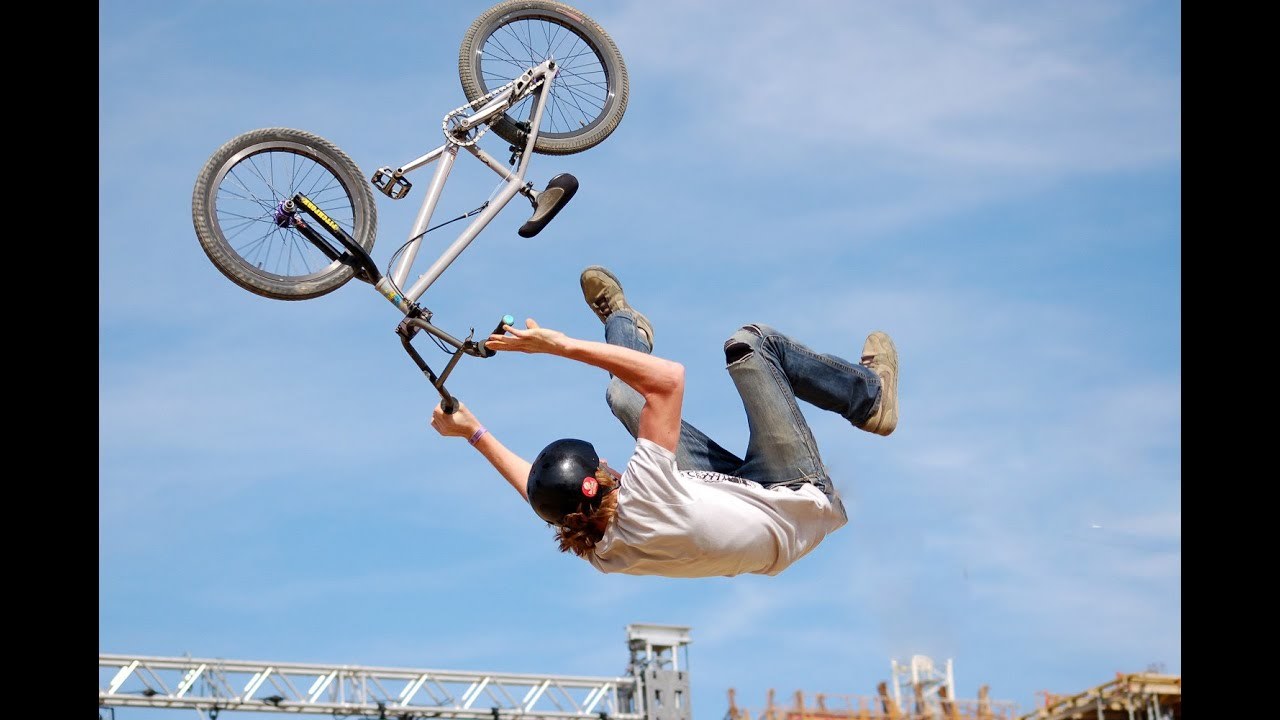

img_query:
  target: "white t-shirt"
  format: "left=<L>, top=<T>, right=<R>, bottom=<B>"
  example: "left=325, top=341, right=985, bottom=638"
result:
left=586, top=439, right=848, bottom=577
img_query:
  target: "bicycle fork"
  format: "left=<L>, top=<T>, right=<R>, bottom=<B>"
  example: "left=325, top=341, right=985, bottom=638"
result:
left=274, top=193, right=508, bottom=414
left=396, top=314, right=513, bottom=415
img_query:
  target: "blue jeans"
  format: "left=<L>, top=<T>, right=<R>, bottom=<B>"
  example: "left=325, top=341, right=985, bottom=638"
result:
left=603, top=310, right=881, bottom=499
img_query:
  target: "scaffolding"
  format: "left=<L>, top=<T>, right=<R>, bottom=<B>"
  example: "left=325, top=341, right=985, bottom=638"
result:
left=100, top=624, right=692, bottom=720
left=724, top=656, right=1018, bottom=720
left=1018, top=673, right=1180, bottom=720
left=890, top=657, right=954, bottom=716
left=625, top=624, right=694, bottom=720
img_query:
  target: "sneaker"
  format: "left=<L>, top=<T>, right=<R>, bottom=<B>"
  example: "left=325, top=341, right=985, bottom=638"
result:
left=579, top=265, right=654, bottom=348
left=857, top=331, right=898, bottom=436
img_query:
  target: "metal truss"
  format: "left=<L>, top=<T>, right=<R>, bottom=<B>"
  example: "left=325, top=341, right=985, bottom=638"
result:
left=100, top=654, right=644, bottom=720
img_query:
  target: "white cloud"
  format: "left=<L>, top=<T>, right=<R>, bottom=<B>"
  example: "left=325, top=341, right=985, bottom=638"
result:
left=606, top=0, right=1179, bottom=176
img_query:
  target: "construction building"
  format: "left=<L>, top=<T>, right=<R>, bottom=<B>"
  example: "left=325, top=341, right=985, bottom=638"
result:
left=1020, top=673, right=1180, bottom=720
left=725, top=655, right=1018, bottom=720
left=724, top=657, right=1181, bottom=720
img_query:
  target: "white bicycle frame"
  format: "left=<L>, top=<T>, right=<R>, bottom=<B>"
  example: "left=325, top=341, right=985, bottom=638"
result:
left=286, top=59, right=564, bottom=411
left=369, top=58, right=560, bottom=315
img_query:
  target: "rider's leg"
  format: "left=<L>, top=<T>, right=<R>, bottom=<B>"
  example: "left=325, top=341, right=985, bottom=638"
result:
left=582, top=266, right=742, bottom=473
left=721, top=324, right=884, bottom=498
left=603, top=311, right=742, bottom=473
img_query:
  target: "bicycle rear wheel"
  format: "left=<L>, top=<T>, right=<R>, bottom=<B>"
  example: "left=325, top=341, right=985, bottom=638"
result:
left=459, top=0, right=628, bottom=156
left=192, top=128, right=377, bottom=300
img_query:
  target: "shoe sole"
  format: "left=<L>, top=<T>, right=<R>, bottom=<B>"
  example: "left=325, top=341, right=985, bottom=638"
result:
left=580, top=265, right=625, bottom=324
left=862, top=331, right=897, bottom=435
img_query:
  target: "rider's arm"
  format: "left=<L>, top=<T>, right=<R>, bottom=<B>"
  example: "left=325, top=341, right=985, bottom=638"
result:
left=431, top=403, right=531, bottom=500
left=485, top=319, right=684, bottom=453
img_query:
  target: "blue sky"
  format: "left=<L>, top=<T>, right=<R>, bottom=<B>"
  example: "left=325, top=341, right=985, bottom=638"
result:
left=100, top=1, right=1180, bottom=718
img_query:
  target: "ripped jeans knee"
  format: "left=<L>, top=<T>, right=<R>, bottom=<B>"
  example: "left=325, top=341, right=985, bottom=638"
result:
left=723, top=323, right=780, bottom=366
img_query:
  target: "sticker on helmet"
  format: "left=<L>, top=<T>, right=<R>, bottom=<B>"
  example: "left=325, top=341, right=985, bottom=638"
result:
left=581, top=476, right=599, bottom=498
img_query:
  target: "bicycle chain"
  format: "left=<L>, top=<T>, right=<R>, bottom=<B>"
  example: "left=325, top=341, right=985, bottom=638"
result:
left=442, top=75, right=543, bottom=148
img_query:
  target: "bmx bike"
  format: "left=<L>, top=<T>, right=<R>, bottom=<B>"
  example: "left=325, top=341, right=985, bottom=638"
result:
left=191, top=0, right=628, bottom=413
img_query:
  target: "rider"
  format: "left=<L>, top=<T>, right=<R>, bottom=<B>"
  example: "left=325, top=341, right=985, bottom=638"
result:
left=429, top=266, right=898, bottom=577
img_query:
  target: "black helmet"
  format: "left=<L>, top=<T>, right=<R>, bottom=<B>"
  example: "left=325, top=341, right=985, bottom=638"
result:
left=527, top=438, right=608, bottom=525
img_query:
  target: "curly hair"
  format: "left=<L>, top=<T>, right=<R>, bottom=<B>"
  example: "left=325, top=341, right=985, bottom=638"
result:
left=553, top=467, right=620, bottom=557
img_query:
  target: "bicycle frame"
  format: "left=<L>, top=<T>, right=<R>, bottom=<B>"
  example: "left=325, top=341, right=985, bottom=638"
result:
left=377, top=59, right=560, bottom=313
left=289, top=59, right=562, bottom=412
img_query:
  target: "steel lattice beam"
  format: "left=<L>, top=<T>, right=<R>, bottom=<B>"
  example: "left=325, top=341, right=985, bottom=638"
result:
left=100, top=654, right=643, bottom=719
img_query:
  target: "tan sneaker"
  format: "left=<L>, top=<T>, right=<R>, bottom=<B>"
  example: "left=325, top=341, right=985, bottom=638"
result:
left=580, top=266, right=654, bottom=347
left=857, top=331, right=898, bottom=436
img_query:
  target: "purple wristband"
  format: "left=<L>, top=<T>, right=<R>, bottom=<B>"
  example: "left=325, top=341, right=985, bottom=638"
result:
left=468, top=426, right=488, bottom=445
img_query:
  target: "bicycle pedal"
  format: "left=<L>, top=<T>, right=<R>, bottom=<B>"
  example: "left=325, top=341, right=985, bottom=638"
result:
left=371, top=167, right=412, bottom=200
left=518, top=173, right=579, bottom=238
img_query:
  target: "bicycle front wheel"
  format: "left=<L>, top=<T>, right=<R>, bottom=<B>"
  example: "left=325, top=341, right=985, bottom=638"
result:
left=459, top=0, right=629, bottom=156
left=191, top=128, right=378, bottom=301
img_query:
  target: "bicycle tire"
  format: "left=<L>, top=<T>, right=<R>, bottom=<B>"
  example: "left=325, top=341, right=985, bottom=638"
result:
left=192, top=127, right=378, bottom=301
left=458, top=0, right=628, bottom=156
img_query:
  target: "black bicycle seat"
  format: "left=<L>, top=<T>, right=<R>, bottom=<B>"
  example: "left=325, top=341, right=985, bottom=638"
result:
left=519, top=173, right=579, bottom=238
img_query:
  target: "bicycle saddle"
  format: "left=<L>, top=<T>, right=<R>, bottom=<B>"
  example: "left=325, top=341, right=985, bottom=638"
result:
left=519, top=173, right=579, bottom=238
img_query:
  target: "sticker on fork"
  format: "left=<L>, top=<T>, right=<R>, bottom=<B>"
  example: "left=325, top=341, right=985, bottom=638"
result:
left=296, top=194, right=341, bottom=235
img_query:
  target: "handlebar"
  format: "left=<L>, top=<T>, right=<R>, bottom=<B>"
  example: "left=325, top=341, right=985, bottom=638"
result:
left=399, top=313, right=514, bottom=415
left=475, top=314, right=515, bottom=359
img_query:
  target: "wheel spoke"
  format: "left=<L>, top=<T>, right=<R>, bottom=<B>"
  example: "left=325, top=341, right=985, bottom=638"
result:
left=556, top=81, right=605, bottom=113
left=295, top=233, right=318, bottom=274
left=553, top=78, right=597, bottom=125
left=293, top=158, right=323, bottom=198
left=494, top=23, right=533, bottom=68
left=217, top=186, right=272, bottom=206
left=524, top=19, right=537, bottom=69
left=223, top=217, right=272, bottom=242
left=218, top=208, right=275, bottom=224
left=483, top=34, right=530, bottom=73
left=225, top=168, right=276, bottom=213
left=242, top=227, right=270, bottom=268
left=547, top=21, right=576, bottom=60
left=245, top=154, right=279, bottom=202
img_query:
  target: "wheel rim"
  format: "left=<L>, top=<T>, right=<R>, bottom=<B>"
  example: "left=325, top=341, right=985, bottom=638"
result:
left=210, top=141, right=361, bottom=283
left=476, top=11, right=616, bottom=140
